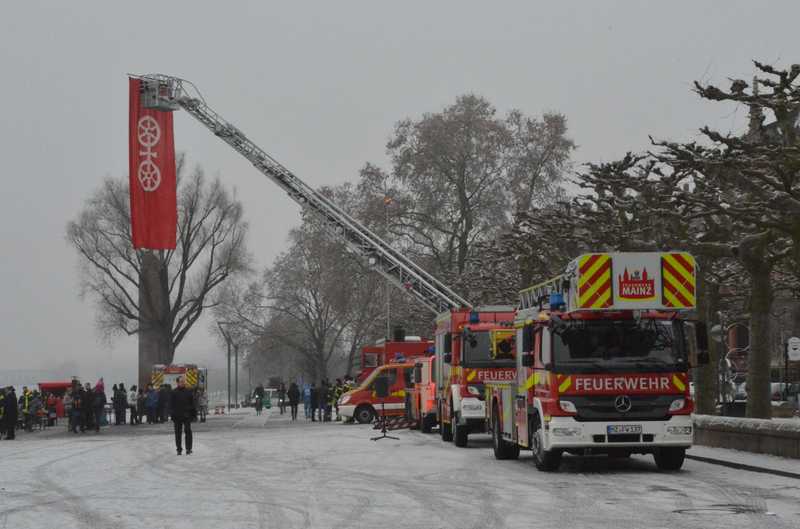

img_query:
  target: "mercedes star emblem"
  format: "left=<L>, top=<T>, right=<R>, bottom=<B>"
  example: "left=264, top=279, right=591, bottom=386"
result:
left=614, top=395, right=632, bottom=413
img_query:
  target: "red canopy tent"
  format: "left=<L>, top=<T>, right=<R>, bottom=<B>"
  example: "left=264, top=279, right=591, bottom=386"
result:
left=38, top=381, right=74, bottom=396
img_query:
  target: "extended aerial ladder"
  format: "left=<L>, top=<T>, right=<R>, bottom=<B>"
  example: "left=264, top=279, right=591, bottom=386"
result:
left=134, top=74, right=471, bottom=314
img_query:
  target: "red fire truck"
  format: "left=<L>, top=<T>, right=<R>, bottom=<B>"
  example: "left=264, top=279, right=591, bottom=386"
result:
left=356, top=333, right=433, bottom=383
left=406, top=355, right=437, bottom=432
left=486, top=252, right=708, bottom=471
left=435, top=306, right=517, bottom=447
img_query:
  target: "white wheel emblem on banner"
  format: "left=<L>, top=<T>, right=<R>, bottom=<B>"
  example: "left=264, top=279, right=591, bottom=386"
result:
left=137, top=116, right=162, bottom=192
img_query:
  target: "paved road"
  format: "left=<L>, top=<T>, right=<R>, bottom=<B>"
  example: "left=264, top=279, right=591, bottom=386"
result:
left=1, top=410, right=799, bottom=529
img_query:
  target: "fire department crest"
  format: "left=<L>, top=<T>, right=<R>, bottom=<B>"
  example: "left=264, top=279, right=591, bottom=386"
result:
left=618, top=267, right=655, bottom=300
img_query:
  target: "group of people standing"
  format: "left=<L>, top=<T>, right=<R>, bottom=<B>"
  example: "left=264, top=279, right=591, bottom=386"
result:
left=280, top=377, right=353, bottom=422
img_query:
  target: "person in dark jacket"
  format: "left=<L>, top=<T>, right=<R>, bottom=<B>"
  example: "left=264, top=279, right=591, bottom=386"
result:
left=3, top=387, right=18, bottom=439
left=92, top=383, right=107, bottom=432
left=309, top=383, right=318, bottom=422
left=158, top=384, right=171, bottom=423
left=170, top=377, right=196, bottom=455
left=287, top=383, right=300, bottom=421
left=115, top=383, right=128, bottom=425
left=82, top=382, right=94, bottom=431
left=145, top=385, right=158, bottom=424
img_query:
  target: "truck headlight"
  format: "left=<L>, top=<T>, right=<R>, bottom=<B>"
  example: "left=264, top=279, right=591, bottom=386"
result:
left=668, top=399, right=685, bottom=412
left=339, top=395, right=350, bottom=405
left=467, top=385, right=481, bottom=397
left=559, top=400, right=577, bottom=413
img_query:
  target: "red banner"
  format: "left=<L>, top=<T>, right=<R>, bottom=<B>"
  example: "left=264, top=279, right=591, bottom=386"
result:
left=128, top=78, right=177, bottom=249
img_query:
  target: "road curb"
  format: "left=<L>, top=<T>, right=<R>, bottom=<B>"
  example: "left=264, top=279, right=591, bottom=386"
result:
left=686, top=454, right=800, bottom=480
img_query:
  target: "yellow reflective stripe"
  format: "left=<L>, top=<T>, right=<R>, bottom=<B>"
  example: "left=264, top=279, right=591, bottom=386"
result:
left=558, top=376, right=572, bottom=393
left=663, top=268, right=695, bottom=306
left=672, top=375, right=686, bottom=392
left=662, top=284, right=684, bottom=308
left=522, top=372, right=541, bottom=392
left=578, top=256, right=611, bottom=307
left=592, top=287, right=612, bottom=309
left=663, top=254, right=694, bottom=287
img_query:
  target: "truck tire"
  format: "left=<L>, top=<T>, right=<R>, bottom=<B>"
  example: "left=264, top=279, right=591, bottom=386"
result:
left=492, top=405, right=519, bottom=460
left=453, top=413, right=468, bottom=447
left=354, top=405, right=375, bottom=425
left=440, top=415, right=453, bottom=442
left=531, top=415, right=561, bottom=471
left=653, top=447, right=685, bottom=471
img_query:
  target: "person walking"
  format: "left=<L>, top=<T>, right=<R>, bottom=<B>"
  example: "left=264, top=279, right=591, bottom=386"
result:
left=92, top=382, right=107, bottom=433
left=197, top=389, right=208, bottom=423
left=117, top=383, right=128, bottom=425
left=145, top=385, right=158, bottom=424
left=82, top=382, right=94, bottom=432
left=287, top=382, right=300, bottom=421
left=309, top=383, right=318, bottom=422
left=158, top=384, right=170, bottom=423
left=128, top=385, right=139, bottom=425
left=302, top=383, right=311, bottom=419
left=19, top=387, right=32, bottom=432
left=111, top=384, right=119, bottom=425
left=253, top=384, right=265, bottom=416
left=170, top=377, right=196, bottom=455
left=69, top=382, right=83, bottom=433
left=277, top=382, right=287, bottom=415
left=3, top=387, right=17, bottom=439
left=136, top=387, right=145, bottom=424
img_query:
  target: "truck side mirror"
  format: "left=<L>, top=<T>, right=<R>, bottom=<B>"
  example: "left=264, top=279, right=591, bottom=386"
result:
left=444, top=353, right=452, bottom=364
left=522, top=325, right=533, bottom=352
left=444, top=333, right=452, bottom=354
left=521, top=353, right=534, bottom=368
left=413, top=364, right=422, bottom=383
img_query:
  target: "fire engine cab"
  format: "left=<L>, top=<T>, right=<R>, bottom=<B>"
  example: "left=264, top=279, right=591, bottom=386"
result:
left=339, top=361, right=415, bottom=424
left=486, top=252, right=708, bottom=471
left=435, top=306, right=517, bottom=447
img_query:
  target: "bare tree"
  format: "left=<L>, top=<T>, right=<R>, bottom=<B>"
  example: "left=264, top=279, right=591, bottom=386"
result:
left=67, top=162, right=249, bottom=387
left=382, top=95, right=574, bottom=278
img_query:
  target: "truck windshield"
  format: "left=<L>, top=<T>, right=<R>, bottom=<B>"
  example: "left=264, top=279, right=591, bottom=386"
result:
left=552, top=319, right=686, bottom=373
left=462, top=331, right=515, bottom=368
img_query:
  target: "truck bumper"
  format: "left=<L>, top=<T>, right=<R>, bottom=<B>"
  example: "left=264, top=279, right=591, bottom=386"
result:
left=338, top=404, right=356, bottom=419
left=544, top=415, right=693, bottom=452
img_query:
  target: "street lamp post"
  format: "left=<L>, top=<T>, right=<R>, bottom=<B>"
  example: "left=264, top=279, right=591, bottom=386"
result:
left=217, top=321, right=235, bottom=413
left=234, top=343, right=239, bottom=409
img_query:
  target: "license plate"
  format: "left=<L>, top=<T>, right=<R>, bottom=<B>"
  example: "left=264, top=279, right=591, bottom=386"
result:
left=607, top=424, right=642, bottom=434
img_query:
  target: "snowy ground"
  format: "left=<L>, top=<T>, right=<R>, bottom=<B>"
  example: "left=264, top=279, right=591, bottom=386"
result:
left=2, top=409, right=799, bottom=529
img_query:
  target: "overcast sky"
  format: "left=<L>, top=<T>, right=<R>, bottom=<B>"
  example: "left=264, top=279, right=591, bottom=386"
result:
left=1, top=1, right=798, bottom=382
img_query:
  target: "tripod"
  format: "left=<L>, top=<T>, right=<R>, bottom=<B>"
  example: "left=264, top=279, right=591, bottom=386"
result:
left=371, top=399, right=398, bottom=441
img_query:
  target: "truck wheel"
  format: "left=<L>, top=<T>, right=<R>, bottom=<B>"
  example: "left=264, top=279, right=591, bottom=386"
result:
left=653, top=447, right=685, bottom=471
left=440, top=415, right=453, bottom=442
left=453, top=414, right=468, bottom=447
left=492, top=406, right=519, bottom=460
left=354, top=405, right=375, bottom=425
left=531, top=415, right=561, bottom=471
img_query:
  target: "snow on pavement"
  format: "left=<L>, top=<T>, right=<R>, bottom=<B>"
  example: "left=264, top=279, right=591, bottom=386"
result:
left=2, top=410, right=799, bottom=529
